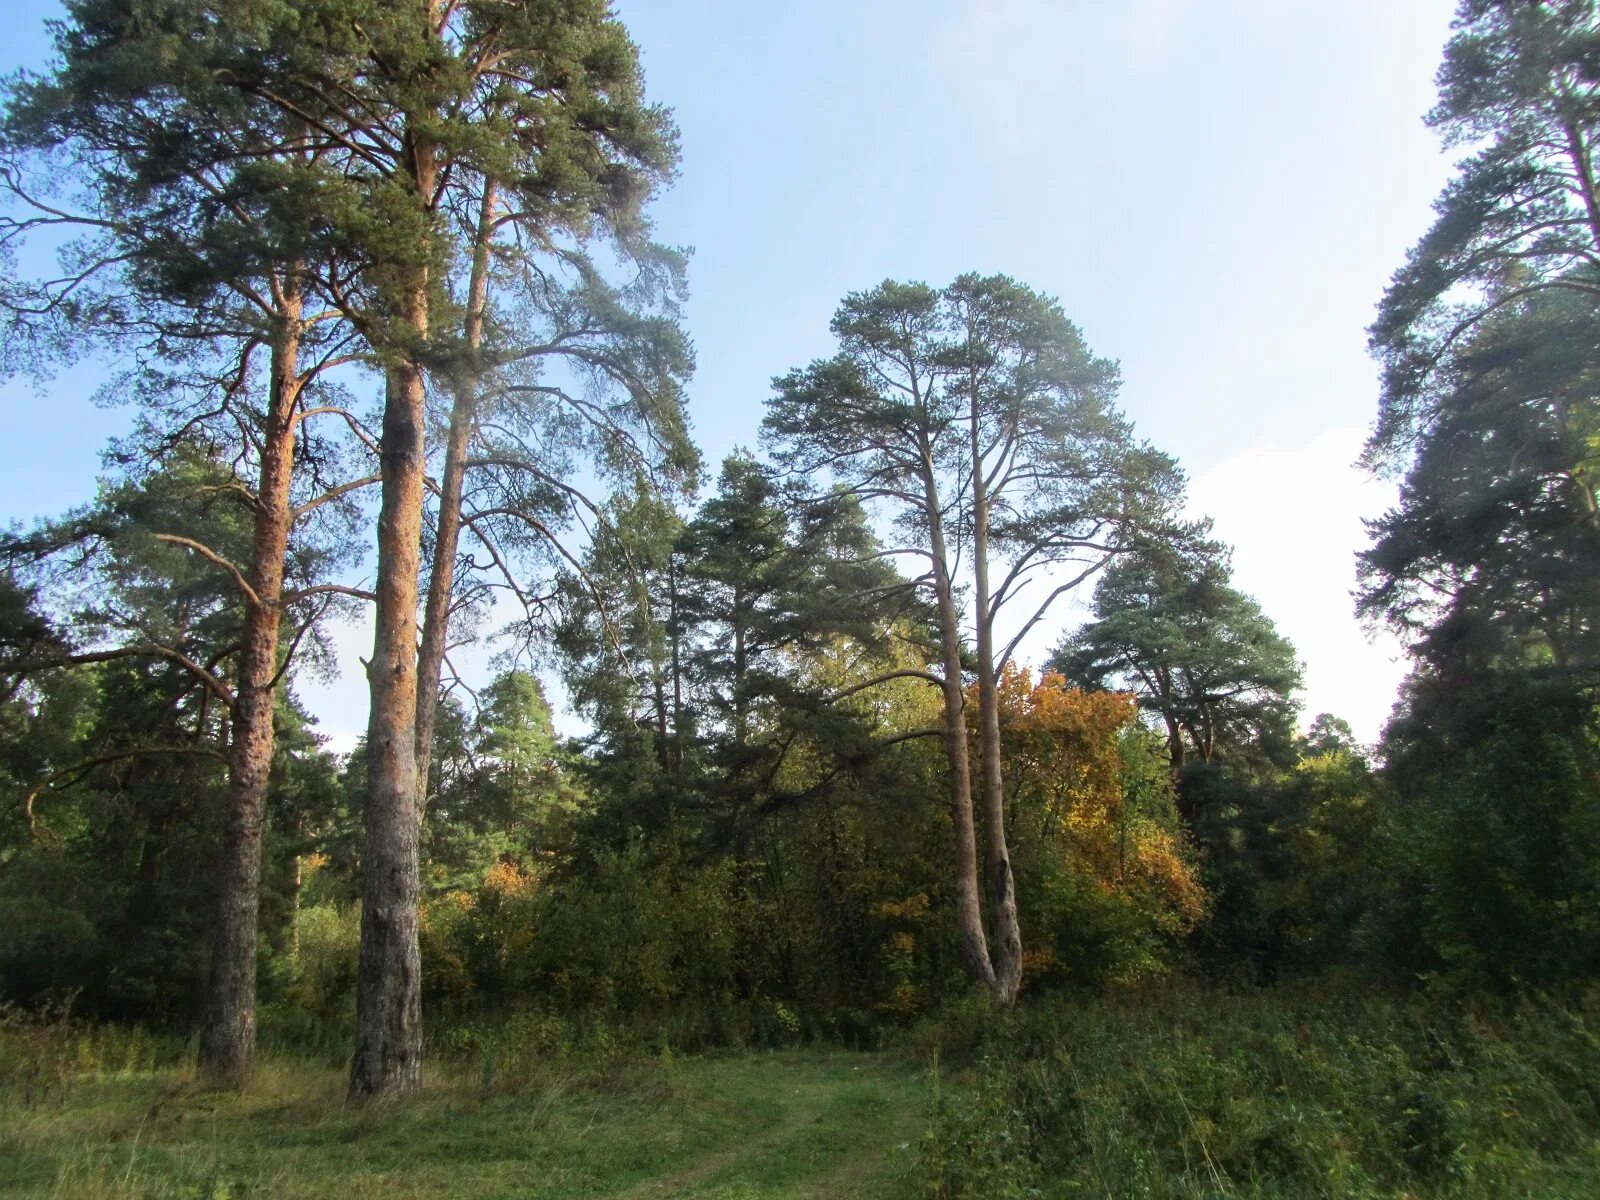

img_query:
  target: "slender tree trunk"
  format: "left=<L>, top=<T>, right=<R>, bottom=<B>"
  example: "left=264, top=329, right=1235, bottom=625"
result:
left=286, top=812, right=304, bottom=959
left=411, top=398, right=469, bottom=809
left=197, top=292, right=303, bottom=1087
left=351, top=135, right=436, bottom=1101
left=1561, top=119, right=1600, bottom=253
left=414, top=179, right=497, bottom=816
left=970, top=424, right=1022, bottom=1005
left=669, top=553, right=684, bottom=769
left=650, top=575, right=672, bottom=770
left=921, top=460, right=994, bottom=989
left=732, top=585, right=748, bottom=747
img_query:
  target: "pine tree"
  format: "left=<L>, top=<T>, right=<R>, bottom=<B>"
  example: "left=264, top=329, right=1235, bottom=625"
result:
left=765, top=275, right=1183, bottom=1002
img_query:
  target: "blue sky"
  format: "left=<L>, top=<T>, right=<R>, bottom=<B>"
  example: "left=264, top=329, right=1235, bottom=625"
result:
left=1, top=0, right=1460, bottom=746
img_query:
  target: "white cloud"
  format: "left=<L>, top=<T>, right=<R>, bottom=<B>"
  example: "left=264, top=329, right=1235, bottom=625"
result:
left=990, top=428, right=1408, bottom=747
left=1186, top=426, right=1408, bottom=745
left=292, top=607, right=375, bottom=755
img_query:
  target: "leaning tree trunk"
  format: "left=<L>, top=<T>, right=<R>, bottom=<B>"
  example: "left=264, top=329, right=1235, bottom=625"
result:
left=414, top=179, right=496, bottom=815
left=922, top=456, right=995, bottom=990
left=411, top=396, right=469, bottom=811
left=970, top=446, right=1022, bottom=1005
left=351, top=131, right=436, bottom=1098
left=197, top=292, right=304, bottom=1086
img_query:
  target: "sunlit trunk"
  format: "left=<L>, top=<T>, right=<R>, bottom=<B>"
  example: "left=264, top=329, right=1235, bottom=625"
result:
left=198, top=290, right=303, bottom=1086
left=970, top=414, right=1022, bottom=1005
left=922, top=455, right=994, bottom=990
left=351, top=132, right=436, bottom=1102
left=415, top=179, right=497, bottom=815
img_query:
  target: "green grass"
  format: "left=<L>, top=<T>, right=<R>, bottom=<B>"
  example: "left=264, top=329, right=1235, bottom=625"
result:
left=916, top=983, right=1600, bottom=1199
left=0, top=1049, right=927, bottom=1199
left=13, top=986, right=1600, bottom=1199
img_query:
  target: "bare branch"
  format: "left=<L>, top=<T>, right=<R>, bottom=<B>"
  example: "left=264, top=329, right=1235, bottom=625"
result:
left=151, top=534, right=262, bottom=608
left=830, top=669, right=946, bottom=703
left=292, top=473, right=382, bottom=519
left=282, top=583, right=377, bottom=605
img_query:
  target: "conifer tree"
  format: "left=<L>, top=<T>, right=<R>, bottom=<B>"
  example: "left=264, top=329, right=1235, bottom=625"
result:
left=1055, top=542, right=1303, bottom=773
left=2, top=0, right=372, bottom=1084
left=765, top=275, right=1182, bottom=1002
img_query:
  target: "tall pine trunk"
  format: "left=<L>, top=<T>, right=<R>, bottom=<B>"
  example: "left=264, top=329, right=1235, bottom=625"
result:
left=351, top=134, right=436, bottom=1101
left=414, top=179, right=496, bottom=813
left=921, top=451, right=994, bottom=989
left=351, top=353, right=428, bottom=1099
left=970, top=416, right=1022, bottom=1004
left=197, top=291, right=304, bottom=1086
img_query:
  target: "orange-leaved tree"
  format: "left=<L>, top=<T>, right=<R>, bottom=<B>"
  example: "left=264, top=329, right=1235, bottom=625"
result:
left=977, top=667, right=1204, bottom=986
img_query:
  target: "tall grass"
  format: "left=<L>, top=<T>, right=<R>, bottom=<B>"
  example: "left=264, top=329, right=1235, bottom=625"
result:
left=0, top=1007, right=920, bottom=1200
left=0, top=1004, right=689, bottom=1200
left=917, top=982, right=1600, bottom=1198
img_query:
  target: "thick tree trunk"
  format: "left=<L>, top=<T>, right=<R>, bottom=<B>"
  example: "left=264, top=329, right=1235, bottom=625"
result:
left=351, top=344, right=428, bottom=1100
left=414, top=179, right=496, bottom=815
left=197, top=298, right=303, bottom=1087
left=922, top=462, right=994, bottom=989
left=970, top=447, right=1022, bottom=1005
left=351, top=128, right=436, bottom=1099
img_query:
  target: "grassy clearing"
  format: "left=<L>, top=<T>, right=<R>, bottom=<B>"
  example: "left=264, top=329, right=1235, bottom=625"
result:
left=12, top=985, right=1600, bottom=1199
left=0, top=1049, right=926, bottom=1199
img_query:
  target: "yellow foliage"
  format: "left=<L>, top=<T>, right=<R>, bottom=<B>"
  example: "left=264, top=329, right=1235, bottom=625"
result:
left=483, top=859, right=537, bottom=898
left=425, top=890, right=475, bottom=923
left=875, top=893, right=931, bottom=921
left=883, top=982, right=918, bottom=1016
left=974, top=666, right=1204, bottom=935
left=1021, top=946, right=1058, bottom=980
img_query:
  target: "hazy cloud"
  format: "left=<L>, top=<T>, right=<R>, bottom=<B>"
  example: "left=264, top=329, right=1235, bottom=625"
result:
left=1187, top=426, right=1407, bottom=745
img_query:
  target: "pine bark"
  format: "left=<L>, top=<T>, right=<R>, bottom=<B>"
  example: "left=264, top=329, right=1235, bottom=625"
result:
left=350, top=351, right=427, bottom=1100
left=350, top=134, right=436, bottom=1102
left=414, top=180, right=496, bottom=814
left=921, top=451, right=994, bottom=989
left=970, top=424, right=1022, bottom=1005
left=197, top=292, right=303, bottom=1086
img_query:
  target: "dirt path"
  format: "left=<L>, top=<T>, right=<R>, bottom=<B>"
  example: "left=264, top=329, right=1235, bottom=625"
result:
left=792, top=1088, right=925, bottom=1200
left=606, top=1053, right=925, bottom=1199
left=609, top=1101, right=824, bottom=1199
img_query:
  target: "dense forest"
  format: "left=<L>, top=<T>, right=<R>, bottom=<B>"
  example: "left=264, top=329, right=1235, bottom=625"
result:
left=2, top=2, right=1600, bottom=1197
